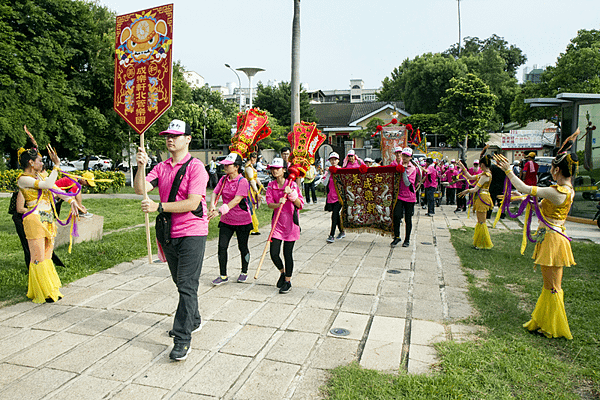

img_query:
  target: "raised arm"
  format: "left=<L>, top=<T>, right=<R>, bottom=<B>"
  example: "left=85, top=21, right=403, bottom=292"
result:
left=494, top=154, right=567, bottom=205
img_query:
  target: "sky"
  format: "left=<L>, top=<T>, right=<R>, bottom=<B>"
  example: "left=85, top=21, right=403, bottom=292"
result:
left=100, top=0, right=600, bottom=92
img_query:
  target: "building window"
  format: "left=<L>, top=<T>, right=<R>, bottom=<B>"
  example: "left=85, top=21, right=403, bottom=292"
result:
left=363, top=94, right=377, bottom=102
left=352, top=85, right=361, bottom=89
left=351, top=95, right=361, bottom=100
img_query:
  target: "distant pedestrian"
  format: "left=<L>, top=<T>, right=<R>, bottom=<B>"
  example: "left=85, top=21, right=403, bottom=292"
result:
left=208, top=157, right=218, bottom=188
left=303, top=163, right=318, bottom=204
left=390, top=147, right=418, bottom=248
left=423, top=158, right=437, bottom=216
left=324, top=152, right=345, bottom=243
left=521, top=152, right=539, bottom=186
left=266, top=158, right=303, bottom=293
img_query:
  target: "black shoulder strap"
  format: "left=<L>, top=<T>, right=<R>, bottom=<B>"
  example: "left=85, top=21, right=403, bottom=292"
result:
left=167, top=157, right=195, bottom=203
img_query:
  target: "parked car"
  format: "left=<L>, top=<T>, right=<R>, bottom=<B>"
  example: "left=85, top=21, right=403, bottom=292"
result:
left=536, top=156, right=554, bottom=175
left=71, top=155, right=113, bottom=171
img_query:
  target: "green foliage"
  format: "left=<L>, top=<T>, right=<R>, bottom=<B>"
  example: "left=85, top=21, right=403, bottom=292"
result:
left=0, top=169, right=125, bottom=194
left=254, top=112, right=290, bottom=153
left=254, top=81, right=317, bottom=129
left=0, top=0, right=130, bottom=167
left=542, top=29, right=600, bottom=95
left=378, top=53, right=468, bottom=114
left=400, top=114, right=442, bottom=136
left=439, top=74, right=498, bottom=147
left=445, top=35, right=527, bottom=78
left=510, top=82, right=559, bottom=126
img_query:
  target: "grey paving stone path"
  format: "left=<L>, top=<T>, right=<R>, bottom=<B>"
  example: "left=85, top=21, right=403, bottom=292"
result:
left=0, top=201, right=597, bottom=399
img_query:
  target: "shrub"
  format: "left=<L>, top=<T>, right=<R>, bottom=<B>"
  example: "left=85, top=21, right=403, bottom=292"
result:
left=0, top=169, right=125, bottom=194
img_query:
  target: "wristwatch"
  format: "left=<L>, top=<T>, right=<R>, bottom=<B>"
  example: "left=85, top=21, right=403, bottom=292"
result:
left=158, top=202, right=163, bottom=213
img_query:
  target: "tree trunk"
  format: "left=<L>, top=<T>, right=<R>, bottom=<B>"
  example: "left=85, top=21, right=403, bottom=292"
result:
left=290, top=0, right=301, bottom=131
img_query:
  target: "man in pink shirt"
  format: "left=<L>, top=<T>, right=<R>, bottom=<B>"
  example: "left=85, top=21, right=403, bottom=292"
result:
left=390, top=147, right=418, bottom=247
left=423, top=158, right=437, bottom=216
left=134, top=119, right=209, bottom=362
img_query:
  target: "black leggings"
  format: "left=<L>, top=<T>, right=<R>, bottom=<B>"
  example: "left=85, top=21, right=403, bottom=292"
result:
left=392, top=200, right=415, bottom=240
left=218, top=222, right=252, bottom=276
left=329, top=201, right=343, bottom=237
left=270, top=238, right=295, bottom=277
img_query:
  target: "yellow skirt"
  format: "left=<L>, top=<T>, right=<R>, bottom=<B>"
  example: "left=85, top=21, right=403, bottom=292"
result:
left=473, top=222, right=493, bottom=249
left=23, top=212, right=57, bottom=240
left=524, top=287, right=572, bottom=339
left=27, top=259, right=63, bottom=304
left=473, top=192, right=493, bottom=212
left=532, top=229, right=575, bottom=267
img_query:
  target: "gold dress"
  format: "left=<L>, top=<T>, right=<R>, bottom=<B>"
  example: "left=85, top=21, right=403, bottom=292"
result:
left=472, top=172, right=493, bottom=249
left=524, top=184, right=574, bottom=339
left=19, top=172, right=63, bottom=303
left=244, top=162, right=262, bottom=234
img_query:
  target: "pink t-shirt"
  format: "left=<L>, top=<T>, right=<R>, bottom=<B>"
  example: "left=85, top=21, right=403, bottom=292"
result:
left=468, top=167, right=481, bottom=186
left=443, top=168, right=458, bottom=189
left=266, top=181, right=304, bottom=242
left=325, top=173, right=338, bottom=203
left=423, top=165, right=438, bottom=188
left=391, top=161, right=418, bottom=202
left=147, top=153, right=209, bottom=238
left=214, top=174, right=252, bottom=226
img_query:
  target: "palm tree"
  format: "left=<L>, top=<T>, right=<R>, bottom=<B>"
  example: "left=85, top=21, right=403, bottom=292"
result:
left=290, top=0, right=301, bottom=130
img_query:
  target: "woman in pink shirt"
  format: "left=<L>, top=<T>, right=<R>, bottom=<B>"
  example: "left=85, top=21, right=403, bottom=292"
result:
left=323, top=152, right=345, bottom=243
left=390, top=147, right=418, bottom=247
left=208, top=153, right=253, bottom=285
left=342, top=149, right=364, bottom=168
left=266, top=158, right=304, bottom=294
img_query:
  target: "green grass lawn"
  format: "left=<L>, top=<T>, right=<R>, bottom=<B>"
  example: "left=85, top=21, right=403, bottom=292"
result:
left=324, top=229, right=600, bottom=399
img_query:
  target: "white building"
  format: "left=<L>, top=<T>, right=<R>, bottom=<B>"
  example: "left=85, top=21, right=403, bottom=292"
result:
left=183, top=71, right=205, bottom=89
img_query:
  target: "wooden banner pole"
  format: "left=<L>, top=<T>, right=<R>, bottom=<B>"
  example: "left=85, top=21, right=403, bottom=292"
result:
left=140, top=132, right=153, bottom=264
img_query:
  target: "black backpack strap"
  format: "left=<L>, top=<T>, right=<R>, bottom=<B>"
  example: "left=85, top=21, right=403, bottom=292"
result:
left=167, top=157, right=195, bottom=204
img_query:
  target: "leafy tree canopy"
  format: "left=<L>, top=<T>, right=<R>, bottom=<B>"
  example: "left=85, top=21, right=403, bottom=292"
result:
left=439, top=74, right=497, bottom=150
left=444, top=34, right=527, bottom=78
left=254, top=81, right=317, bottom=129
left=378, top=53, right=467, bottom=115
left=541, top=29, right=600, bottom=95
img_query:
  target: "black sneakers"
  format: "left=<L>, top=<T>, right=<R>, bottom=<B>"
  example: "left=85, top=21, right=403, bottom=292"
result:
left=390, top=238, right=401, bottom=247
left=402, top=241, right=410, bottom=247
left=276, top=272, right=286, bottom=288
left=279, top=281, right=292, bottom=294
left=170, top=343, right=191, bottom=361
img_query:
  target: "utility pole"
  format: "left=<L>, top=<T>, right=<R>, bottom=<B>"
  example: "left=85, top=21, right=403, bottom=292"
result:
left=457, top=0, right=462, bottom=57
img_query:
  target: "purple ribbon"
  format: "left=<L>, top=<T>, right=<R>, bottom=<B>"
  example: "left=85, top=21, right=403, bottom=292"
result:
left=21, top=170, right=82, bottom=238
left=500, top=177, right=571, bottom=243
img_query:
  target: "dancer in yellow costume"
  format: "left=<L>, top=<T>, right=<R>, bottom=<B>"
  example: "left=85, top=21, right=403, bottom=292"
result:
left=17, top=143, right=86, bottom=303
left=495, top=131, right=579, bottom=340
left=245, top=152, right=264, bottom=235
left=458, top=148, right=494, bottom=249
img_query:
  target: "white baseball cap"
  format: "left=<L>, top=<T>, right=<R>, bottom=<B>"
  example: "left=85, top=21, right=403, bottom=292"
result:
left=394, top=146, right=403, bottom=153
left=451, top=159, right=456, bottom=162
left=401, top=147, right=413, bottom=156
left=347, top=149, right=355, bottom=156
left=160, top=119, right=191, bottom=136
left=364, top=157, right=374, bottom=163
left=329, top=152, right=339, bottom=159
left=473, top=159, right=479, bottom=164
left=219, top=153, right=242, bottom=165
left=268, top=158, right=285, bottom=169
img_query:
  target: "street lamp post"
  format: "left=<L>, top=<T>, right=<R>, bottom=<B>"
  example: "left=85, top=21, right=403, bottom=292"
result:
left=224, top=63, right=243, bottom=112
left=237, top=67, right=265, bottom=109
left=203, top=105, right=213, bottom=163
